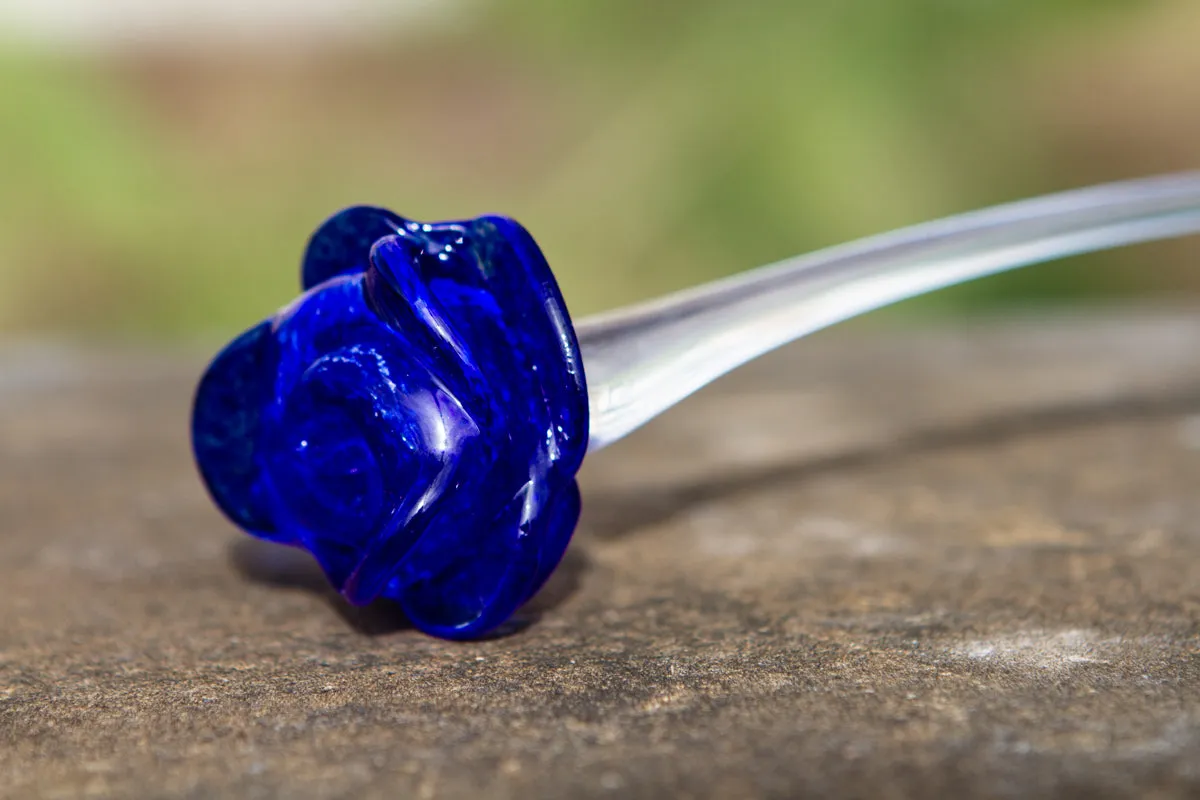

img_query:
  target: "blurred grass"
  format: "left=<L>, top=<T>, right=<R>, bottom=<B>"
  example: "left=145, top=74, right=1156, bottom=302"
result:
left=0, top=0, right=1197, bottom=339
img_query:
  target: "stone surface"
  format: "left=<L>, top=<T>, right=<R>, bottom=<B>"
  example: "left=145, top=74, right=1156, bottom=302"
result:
left=2, top=313, right=1200, bottom=799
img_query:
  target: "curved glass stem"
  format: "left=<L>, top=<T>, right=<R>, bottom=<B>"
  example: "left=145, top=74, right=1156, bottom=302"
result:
left=576, top=171, right=1200, bottom=451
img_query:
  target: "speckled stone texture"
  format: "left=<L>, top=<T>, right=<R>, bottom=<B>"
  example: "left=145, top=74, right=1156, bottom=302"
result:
left=2, top=313, right=1199, bottom=799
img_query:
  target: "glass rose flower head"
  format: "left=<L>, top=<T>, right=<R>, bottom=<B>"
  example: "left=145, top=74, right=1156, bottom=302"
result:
left=194, top=172, right=1200, bottom=640
left=193, top=208, right=588, bottom=640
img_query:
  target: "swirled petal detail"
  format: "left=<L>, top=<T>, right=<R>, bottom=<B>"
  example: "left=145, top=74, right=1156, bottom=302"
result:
left=300, top=205, right=407, bottom=290
left=193, top=209, right=588, bottom=639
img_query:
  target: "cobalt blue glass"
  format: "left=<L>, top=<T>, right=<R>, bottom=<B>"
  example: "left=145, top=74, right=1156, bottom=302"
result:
left=192, top=207, right=589, bottom=640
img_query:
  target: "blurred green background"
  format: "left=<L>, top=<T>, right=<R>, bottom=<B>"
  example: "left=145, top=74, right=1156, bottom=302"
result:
left=1, top=0, right=1197, bottom=340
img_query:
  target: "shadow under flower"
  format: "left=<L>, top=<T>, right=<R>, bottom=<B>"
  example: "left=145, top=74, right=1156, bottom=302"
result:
left=228, top=536, right=591, bottom=638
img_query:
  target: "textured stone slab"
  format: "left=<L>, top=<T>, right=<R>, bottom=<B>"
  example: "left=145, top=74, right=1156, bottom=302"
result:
left=2, top=314, right=1200, bottom=799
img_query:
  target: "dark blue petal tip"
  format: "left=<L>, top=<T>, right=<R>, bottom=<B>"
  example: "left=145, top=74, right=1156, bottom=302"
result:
left=193, top=208, right=588, bottom=639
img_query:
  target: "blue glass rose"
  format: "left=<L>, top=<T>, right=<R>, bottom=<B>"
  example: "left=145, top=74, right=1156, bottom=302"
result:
left=192, top=207, right=589, bottom=639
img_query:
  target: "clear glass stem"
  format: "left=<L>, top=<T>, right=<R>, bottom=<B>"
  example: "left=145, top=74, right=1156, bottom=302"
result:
left=576, top=171, right=1200, bottom=451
